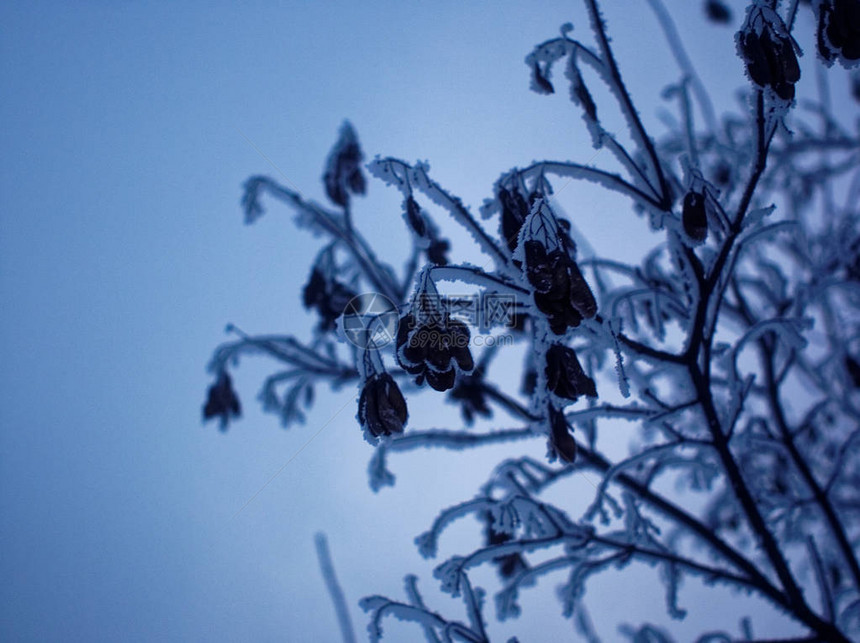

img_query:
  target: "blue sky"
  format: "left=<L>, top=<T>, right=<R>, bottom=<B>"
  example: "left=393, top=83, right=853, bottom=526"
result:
left=0, top=2, right=831, bottom=640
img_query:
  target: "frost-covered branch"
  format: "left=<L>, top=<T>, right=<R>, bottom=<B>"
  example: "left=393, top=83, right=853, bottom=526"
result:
left=204, top=1, right=860, bottom=639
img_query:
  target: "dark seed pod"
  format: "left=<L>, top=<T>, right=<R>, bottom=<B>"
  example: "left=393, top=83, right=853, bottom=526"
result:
left=817, top=0, right=860, bottom=65
left=521, top=366, right=537, bottom=396
left=524, top=241, right=554, bottom=293
left=302, top=266, right=357, bottom=331
left=481, top=511, right=529, bottom=580
left=546, top=344, right=597, bottom=401
left=737, top=8, right=801, bottom=100
left=448, top=320, right=475, bottom=372
left=567, top=261, right=597, bottom=319
left=426, top=239, right=450, bottom=266
left=557, top=218, right=577, bottom=255
left=740, top=31, right=771, bottom=87
left=532, top=62, right=555, bottom=94
left=302, top=267, right=327, bottom=309
left=682, top=190, right=708, bottom=242
left=705, top=0, right=732, bottom=24
left=573, top=82, right=597, bottom=120
left=358, top=373, right=408, bottom=437
left=776, top=36, right=800, bottom=85
left=425, top=367, right=456, bottom=392
left=525, top=239, right=597, bottom=334
left=396, top=311, right=474, bottom=392
left=397, top=313, right=426, bottom=373
left=549, top=406, right=577, bottom=463
left=347, top=165, right=366, bottom=196
left=845, top=355, right=860, bottom=388
left=499, top=187, right=530, bottom=253
left=203, top=371, right=242, bottom=429
left=404, top=196, right=427, bottom=238
left=323, top=122, right=366, bottom=208
left=713, top=162, right=731, bottom=187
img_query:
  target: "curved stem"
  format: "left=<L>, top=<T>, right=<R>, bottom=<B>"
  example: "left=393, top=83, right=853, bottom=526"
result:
left=252, top=178, right=402, bottom=301
left=584, top=0, right=672, bottom=210
left=645, top=0, right=719, bottom=138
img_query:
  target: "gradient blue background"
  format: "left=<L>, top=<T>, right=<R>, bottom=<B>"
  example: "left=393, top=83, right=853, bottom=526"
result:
left=1, top=2, right=838, bottom=640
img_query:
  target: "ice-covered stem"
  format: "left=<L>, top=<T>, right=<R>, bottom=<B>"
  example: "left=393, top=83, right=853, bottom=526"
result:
left=387, top=428, right=535, bottom=454
left=687, top=362, right=850, bottom=642
left=665, top=80, right=700, bottom=169
left=314, top=533, right=357, bottom=643
left=582, top=440, right=702, bottom=522
left=427, top=266, right=529, bottom=296
left=534, top=433, right=847, bottom=639
left=670, top=82, right=841, bottom=631
left=403, top=576, right=441, bottom=643
left=467, top=526, right=760, bottom=595
left=512, top=161, right=665, bottom=213
left=584, top=0, right=673, bottom=211
left=342, top=202, right=354, bottom=236
left=645, top=0, right=720, bottom=138
left=459, top=573, right=488, bottom=642
left=806, top=537, right=835, bottom=622
left=391, top=424, right=782, bottom=611
left=367, top=158, right=511, bottom=273
left=479, top=382, right=540, bottom=421
left=441, top=488, right=766, bottom=625
left=529, top=33, right=664, bottom=201
left=242, top=176, right=401, bottom=301
left=210, top=327, right=356, bottom=379
left=594, top=536, right=760, bottom=591
left=786, top=0, right=801, bottom=31
left=683, top=92, right=772, bottom=365
left=735, top=287, right=860, bottom=595
left=574, top=444, right=785, bottom=606
left=735, top=91, right=777, bottom=226
left=360, top=595, right=484, bottom=643
left=594, top=314, right=686, bottom=365
left=465, top=388, right=813, bottom=623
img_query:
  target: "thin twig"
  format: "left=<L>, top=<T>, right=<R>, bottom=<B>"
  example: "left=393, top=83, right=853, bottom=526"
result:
left=315, top=532, right=357, bottom=643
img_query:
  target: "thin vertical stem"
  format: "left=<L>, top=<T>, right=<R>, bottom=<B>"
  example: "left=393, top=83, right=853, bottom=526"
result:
left=315, top=532, right=357, bottom=643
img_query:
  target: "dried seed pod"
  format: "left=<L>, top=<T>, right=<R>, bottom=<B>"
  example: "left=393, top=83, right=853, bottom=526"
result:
left=404, top=196, right=427, bottom=238
left=846, top=355, right=860, bottom=388
left=705, top=0, right=732, bottom=24
left=323, top=121, right=366, bottom=208
left=499, top=187, right=529, bottom=253
left=737, top=7, right=801, bottom=100
left=525, top=240, right=597, bottom=334
left=425, top=367, right=457, bottom=392
left=816, top=0, right=860, bottom=66
left=481, top=511, right=529, bottom=580
left=549, top=406, right=577, bottom=463
left=567, top=260, right=597, bottom=319
left=682, top=190, right=709, bottom=242
left=395, top=312, right=474, bottom=392
left=302, top=266, right=357, bottom=331
left=203, top=371, right=242, bottom=428
left=573, top=82, right=597, bottom=120
left=524, top=241, right=555, bottom=292
left=546, top=344, right=597, bottom=401
left=358, top=373, right=408, bottom=437
left=532, top=62, right=555, bottom=94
